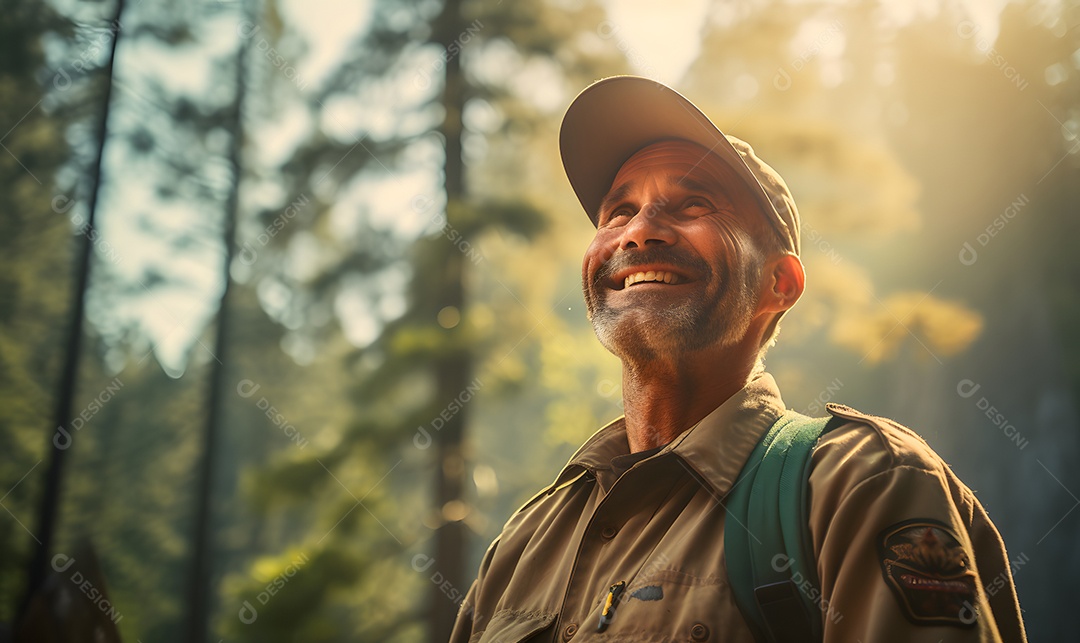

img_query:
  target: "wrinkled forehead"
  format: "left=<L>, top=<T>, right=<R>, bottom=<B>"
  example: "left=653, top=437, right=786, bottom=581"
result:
left=610, top=139, right=754, bottom=202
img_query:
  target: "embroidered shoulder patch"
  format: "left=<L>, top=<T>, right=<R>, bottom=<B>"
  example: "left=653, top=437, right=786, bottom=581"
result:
left=877, top=519, right=978, bottom=627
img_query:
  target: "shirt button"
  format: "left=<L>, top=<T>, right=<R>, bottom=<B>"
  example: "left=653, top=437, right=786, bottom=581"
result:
left=600, top=526, right=618, bottom=540
left=690, top=623, right=710, bottom=641
left=562, top=623, right=578, bottom=640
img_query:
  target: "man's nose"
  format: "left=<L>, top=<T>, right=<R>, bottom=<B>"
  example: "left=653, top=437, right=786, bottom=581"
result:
left=619, top=202, right=677, bottom=250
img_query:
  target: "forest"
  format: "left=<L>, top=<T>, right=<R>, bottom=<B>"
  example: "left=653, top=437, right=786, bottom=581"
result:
left=1, top=0, right=1078, bottom=640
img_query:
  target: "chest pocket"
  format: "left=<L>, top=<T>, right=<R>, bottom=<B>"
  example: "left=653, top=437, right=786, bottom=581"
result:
left=475, top=609, right=556, bottom=643
left=596, top=568, right=755, bottom=643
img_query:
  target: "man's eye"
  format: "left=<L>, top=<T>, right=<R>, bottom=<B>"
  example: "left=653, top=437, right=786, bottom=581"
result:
left=682, top=198, right=713, bottom=211
left=603, top=207, right=633, bottom=224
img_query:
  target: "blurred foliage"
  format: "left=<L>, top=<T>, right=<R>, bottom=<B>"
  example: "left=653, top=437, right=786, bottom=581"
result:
left=829, top=291, right=983, bottom=363
left=210, top=0, right=625, bottom=639
left=0, top=0, right=75, bottom=623
left=0, top=0, right=1077, bottom=640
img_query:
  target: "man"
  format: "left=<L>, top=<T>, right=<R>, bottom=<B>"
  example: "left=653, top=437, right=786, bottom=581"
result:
left=449, top=76, right=1026, bottom=642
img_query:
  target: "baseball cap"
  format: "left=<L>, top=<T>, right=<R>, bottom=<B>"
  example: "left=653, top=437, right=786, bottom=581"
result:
left=559, top=76, right=801, bottom=256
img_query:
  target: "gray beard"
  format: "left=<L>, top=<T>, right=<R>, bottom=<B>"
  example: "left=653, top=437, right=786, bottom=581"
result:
left=585, top=249, right=761, bottom=363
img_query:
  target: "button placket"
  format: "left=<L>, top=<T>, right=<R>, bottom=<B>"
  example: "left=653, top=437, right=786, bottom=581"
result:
left=560, top=458, right=683, bottom=639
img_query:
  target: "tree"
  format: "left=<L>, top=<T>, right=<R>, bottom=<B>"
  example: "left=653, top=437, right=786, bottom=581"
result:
left=0, top=0, right=75, bottom=623
left=215, top=0, right=621, bottom=639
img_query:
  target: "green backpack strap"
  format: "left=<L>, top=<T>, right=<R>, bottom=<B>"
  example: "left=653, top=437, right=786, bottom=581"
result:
left=724, top=410, right=841, bottom=643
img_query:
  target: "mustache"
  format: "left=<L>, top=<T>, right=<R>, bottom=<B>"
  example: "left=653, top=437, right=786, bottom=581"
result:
left=593, top=246, right=713, bottom=288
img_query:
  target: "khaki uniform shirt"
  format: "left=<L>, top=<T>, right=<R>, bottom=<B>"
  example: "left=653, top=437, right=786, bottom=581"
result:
left=450, top=374, right=1027, bottom=643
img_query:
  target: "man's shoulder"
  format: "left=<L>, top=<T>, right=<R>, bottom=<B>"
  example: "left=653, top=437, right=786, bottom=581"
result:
left=808, top=401, right=978, bottom=524
left=495, top=467, right=592, bottom=536
left=815, top=402, right=945, bottom=471
left=498, top=417, right=626, bottom=525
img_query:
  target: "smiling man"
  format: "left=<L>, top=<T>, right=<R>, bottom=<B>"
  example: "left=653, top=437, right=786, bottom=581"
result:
left=449, top=76, right=1027, bottom=643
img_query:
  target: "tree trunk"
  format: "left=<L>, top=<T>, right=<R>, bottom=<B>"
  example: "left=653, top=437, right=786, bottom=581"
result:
left=19, top=0, right=127, bottom=625
left=428, top=0, right=472, bottom=639
left=183, top=2, right=253, bottom=640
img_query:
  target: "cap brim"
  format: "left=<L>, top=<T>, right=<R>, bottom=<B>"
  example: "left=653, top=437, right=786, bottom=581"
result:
left=560, top=76, right=775, bottom=229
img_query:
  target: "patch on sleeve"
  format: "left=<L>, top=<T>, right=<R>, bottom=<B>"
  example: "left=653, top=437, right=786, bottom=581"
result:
left=877, top=519, right=978, bottom=627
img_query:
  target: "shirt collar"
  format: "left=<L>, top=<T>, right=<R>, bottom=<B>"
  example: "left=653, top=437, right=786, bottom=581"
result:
left=552, top=373, right=787, bottom=496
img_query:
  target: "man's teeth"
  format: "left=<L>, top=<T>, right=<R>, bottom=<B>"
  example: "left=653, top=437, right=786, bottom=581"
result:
left=624, top=270, right=679, bottom=288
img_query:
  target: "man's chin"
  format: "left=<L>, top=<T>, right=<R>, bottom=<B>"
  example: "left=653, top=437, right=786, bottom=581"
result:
left=592, top=325, right=660, bottom=363
left=589, top=302, right=754, bottom=362
left=590, top=312, right=697, bottom=362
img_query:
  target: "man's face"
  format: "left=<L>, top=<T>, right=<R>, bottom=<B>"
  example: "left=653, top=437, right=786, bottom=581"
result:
left=581, top=140, right=773, bottom=362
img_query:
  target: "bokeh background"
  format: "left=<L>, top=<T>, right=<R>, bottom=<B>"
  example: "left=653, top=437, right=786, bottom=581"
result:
left=2, top=0, right=1078, bottom=640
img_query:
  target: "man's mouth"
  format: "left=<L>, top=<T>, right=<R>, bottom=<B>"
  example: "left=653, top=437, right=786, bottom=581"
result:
left=622, top=270, right=681, bottom=288
left=606, top=265, right=690, bottom=291
left=593, top=248, right=709, bottom=295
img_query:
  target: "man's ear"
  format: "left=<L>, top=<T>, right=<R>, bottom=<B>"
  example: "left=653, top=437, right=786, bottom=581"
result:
left=761, top=253, right=805, bottom=314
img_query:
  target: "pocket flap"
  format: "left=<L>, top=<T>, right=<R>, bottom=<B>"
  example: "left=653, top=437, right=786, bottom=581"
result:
left=476, top=609, right=556, bottom=643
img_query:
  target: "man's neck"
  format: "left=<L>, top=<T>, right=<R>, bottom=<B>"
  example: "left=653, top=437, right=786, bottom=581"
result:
left=620, top=348, right=756, bottom=453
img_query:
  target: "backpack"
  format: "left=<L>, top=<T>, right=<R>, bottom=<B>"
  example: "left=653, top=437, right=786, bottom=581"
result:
left=724, top=410, right=843, bottom=643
